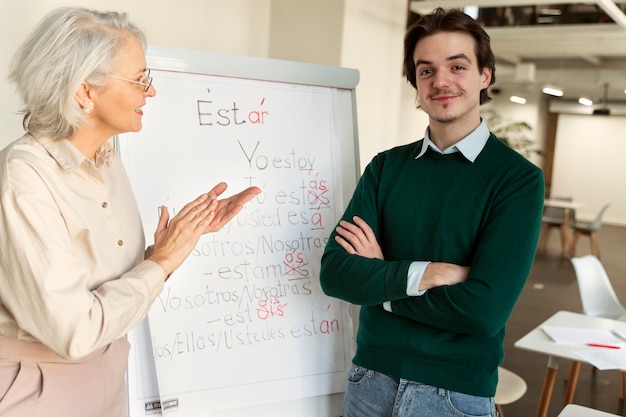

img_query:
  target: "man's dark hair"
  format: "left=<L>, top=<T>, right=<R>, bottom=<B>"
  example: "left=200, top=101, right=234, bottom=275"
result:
left=403, top=7, right=496, bottom=105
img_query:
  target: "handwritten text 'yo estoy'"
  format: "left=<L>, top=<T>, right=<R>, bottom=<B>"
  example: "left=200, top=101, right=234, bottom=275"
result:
left=239, top=141, right=316, bottom=172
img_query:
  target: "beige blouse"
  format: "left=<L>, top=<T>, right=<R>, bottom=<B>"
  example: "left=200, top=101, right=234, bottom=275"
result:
left=0, top=134, right=165, bottom=360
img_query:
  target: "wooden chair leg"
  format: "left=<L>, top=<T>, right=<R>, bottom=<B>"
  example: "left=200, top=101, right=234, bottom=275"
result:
left=568, top=231, right=580, bottom=258
left=560, top=223, right=569, bottom=257
left=563, top=361, right=580, bottom=406
left=590, top=232, right=600, bottom=259
left=496, top=403, right=504, bottom=416
left=538, top=225, right=550, bottom=251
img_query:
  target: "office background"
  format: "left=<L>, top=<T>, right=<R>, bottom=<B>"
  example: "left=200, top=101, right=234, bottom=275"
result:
left=1, top=0, right=624, bottom=226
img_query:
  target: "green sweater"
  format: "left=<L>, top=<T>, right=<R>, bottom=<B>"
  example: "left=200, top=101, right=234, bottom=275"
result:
left=320, top=135, right=544, bottom=397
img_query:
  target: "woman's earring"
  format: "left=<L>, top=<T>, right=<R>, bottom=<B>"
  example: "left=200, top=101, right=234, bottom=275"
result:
left=84, top=102, right=93, bottom=114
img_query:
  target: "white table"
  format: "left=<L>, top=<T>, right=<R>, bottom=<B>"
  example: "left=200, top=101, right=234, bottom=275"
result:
left=544, top=199, right=585, bottom=211
left=514, top=311, right=626, bottom=417
left=543, top=199, right=585, bottom=257
left=558, top=404, right=620, bottom=417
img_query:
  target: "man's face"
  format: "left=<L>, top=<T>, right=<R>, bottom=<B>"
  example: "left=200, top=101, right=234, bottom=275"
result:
left=412, top=31, right=492, bottom=126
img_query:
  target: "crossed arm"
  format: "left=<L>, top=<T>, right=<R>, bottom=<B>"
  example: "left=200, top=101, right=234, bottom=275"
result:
left=334, top=215, right=469, bottom=292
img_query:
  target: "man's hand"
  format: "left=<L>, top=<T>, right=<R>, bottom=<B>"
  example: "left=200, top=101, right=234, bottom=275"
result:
left=334, top=215, right=384, bottom=260
left=420, top=262, right=469, bottom=291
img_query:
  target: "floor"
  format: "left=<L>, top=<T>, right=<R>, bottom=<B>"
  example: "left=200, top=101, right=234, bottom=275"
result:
left=501, top=223, right=626, bottom=417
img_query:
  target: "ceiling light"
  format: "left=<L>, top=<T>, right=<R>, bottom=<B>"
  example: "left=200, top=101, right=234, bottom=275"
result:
left=578, top=97, right=593, bottom=106
left=542, top=87, right=563, bottom=97
left=510, top=96, right=526, bottom=104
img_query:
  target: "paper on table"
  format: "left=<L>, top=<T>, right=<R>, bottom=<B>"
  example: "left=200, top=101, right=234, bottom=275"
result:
left=542, top=325, right=625, bottom=345
left=613, top=328, right=626, bottom=341
left=574, top=349, right=626, bottom=370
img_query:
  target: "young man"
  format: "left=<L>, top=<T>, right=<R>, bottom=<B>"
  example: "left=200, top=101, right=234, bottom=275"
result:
left=320, top=8, right=544, bottom=417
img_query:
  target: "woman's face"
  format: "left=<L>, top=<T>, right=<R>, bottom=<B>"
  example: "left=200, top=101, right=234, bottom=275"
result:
left=90, top=36, right=156, bottom=138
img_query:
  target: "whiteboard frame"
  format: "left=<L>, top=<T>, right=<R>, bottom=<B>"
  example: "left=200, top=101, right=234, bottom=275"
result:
left=120, top=45, right=361, bottom=417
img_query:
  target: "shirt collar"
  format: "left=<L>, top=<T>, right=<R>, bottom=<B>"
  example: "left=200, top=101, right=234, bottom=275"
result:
left=416, top=119, right=490, bottom=163
left=37, top=136, right=115, bottom=171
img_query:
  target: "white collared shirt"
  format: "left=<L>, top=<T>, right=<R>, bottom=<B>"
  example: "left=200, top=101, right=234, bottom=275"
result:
left=415, top=118, right=490, bottom=162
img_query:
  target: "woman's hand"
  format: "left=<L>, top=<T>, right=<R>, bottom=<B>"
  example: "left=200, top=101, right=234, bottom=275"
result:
left=201, top=182, right=261, bottom=233
left=148, top=182, right=260, bottom=276
left=334, top=215, right=384, bottom=260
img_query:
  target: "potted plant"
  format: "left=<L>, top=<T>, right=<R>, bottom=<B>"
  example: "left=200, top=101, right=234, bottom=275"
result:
left=481, top=109, right=544, bottom=159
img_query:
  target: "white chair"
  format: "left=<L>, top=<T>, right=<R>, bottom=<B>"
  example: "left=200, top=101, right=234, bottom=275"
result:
left=570, top=255, right=626, bottom=399
left=571, top=255, right=626, bottom=320
left=495, top=367, right=527, bottom=416
left=558, top=404, right=621, bottom=416
left=568, top=204, right=610, bottom=259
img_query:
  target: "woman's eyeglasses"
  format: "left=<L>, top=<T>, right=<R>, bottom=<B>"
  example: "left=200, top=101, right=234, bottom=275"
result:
left=107, top=69, right=153, bottom=92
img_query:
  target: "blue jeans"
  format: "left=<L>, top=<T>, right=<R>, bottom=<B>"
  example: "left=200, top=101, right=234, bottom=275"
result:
left=343, top=364, right=497, bottom=417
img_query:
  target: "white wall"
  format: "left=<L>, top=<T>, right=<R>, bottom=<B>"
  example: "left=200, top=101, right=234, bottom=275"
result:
left=552, top=114, right=626, bottom=226
left=340, top=0, right=410, bottom=169
left=269, top=0, right=344, bottom=66
left=396, top=81, right=431, bottom=150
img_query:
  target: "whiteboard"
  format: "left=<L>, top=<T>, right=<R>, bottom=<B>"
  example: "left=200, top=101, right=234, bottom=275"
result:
left=118, top=46, right=360, bottom=417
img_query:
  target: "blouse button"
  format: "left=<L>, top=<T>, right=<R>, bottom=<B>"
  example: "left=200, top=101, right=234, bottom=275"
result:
left=117, top=240, right=124, bottom=246
left=102, top=202, right=108, bottom=208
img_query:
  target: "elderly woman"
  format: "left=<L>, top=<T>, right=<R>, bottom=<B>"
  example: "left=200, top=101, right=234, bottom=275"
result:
left=0, top=7, right=260, bottom=416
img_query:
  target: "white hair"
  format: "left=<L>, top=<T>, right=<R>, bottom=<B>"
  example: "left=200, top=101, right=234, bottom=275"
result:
left=9, top=7, right=147, bottom=139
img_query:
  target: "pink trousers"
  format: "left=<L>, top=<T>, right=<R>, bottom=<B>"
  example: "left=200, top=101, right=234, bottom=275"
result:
left=0, top=335, right=130, bottom=417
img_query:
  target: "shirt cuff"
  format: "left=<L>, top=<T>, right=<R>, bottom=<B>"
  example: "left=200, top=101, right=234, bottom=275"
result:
left=407, top=261, right=430, bottom=296
left=134, top=260, right=167, bottom=298
left=383, top=261, right=431, bottom=313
